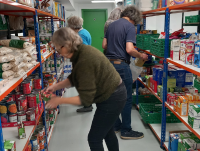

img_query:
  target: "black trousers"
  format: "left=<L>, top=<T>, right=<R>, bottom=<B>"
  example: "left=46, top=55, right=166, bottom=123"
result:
left=88, top=82, right=127, bottom=151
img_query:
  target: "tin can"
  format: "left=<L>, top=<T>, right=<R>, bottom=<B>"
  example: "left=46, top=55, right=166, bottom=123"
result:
left=22, top=81, right=31, bottom=94
left=26, top=110, right=35, bottom=121
left=0, top=101, right=7, bottom=114
left=18, top=111, right=26, bottom=122
left=39, top=139, right=44, bottom=150
left=15, top=83, right=22, bottom=92
left=34, top=78, right=42, bottom=89
left=26, top=142, right=32, bottom=151
left=7, top=101, right=17, bottom=114
left=169, top=94, right=176, bottom=106
left=46, top=61, right=51, bottom=68
left=1, top=113, right=8, bottom=123
left=48, top=109, right=54, bottom=115
left=50, top=60, right=54, bottom=68
left=37, top=127, right=44, bottom=140
left=9, top=114, right=17, bottom=123
left=15, top=92, right=22, bottom=103
left=18, top=97, right=28, bottom=111
left=51, top=67, right=55, bottom=71
left=27, top=94, right=37, bottom=108
left=30, top=136, right=38, bottom=147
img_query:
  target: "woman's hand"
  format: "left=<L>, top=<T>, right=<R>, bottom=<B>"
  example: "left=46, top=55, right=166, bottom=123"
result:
left=45, top=96, right=62, bottom=109
left=42, top=85, right=56, bottom=94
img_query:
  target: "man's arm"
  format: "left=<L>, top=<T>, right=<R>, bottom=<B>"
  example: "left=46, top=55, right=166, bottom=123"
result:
left=126, top=42, right=148, bottom=60
left=102, top=38, right=107, bottom=49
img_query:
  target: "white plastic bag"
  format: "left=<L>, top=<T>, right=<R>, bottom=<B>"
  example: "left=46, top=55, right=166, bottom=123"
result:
left=130, top=57, right=143, bottom=81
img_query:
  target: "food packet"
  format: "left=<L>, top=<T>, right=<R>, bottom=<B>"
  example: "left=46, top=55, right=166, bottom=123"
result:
left=0, top=54, right=15, bottom=63
left=14, top=69, right=25, bottom=78
left=0, top=63, right=13, bottom=72
left=0, top=47, right=13, bottom=56
left=12, top=62, right=26, bottom=72
left=23, top=57, right=32, bottom=63
left=0, top=70, right=14, bottom=79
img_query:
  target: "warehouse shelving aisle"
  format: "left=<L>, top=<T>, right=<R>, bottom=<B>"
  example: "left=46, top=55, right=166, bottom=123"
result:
left=48, top=88, right=163, bottom=151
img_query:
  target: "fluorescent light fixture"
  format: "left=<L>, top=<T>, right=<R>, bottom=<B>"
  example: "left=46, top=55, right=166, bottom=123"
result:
left=91, top=1, right=115, bottom=3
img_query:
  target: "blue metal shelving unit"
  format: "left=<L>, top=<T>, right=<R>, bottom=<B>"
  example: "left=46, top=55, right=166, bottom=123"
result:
left=0, top=1, right=65, bottom=150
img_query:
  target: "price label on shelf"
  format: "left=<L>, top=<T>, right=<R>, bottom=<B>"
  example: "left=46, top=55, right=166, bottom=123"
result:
left=23, top=74, right=27, bottom=80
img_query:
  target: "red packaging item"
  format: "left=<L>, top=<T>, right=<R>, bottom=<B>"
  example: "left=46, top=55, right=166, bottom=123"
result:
left=18, top=97, right=28, bottom=111
left=27, top=94, right=37, bottom=108
left=169, top=94, right=176, bottom=106
left=22, top=81, right=31, bottom=94
left=153, top=80, right=158, bottom=93
left=34, top=78, right=42, bottom=89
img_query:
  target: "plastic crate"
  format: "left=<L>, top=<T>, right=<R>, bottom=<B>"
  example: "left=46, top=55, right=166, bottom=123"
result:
left=139, top=103, right=181, bottom=124
left=194, top=79, right=200, bottom=92
left=150, top=38, right=172, bottom=58
left=132, top=95, right=161, bottom=104
left=136, top=34, right=159, bottom=50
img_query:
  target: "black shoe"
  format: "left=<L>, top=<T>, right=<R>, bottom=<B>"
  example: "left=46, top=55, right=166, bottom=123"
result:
left=121, top=130, right=144, bottom=139
left=76, top=106, right=93, bottom=112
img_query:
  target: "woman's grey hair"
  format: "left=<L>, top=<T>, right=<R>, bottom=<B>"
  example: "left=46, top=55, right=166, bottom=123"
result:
left=108, top=8, right=122, bottom=20
left=67, top=16, right=83, bottom=30
left=121, top=5, right=142, bottom=25
left=52, top=27, right=82, bottom=53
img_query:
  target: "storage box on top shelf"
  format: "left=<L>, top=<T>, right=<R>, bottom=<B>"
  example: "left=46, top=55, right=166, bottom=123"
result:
left=55, top=2, right=59, bottom=16
left=194, top=40, right=200, bottom=68
left=39, top=0, right=53, bottom=14
left=167, top=0, right=200, bottom=6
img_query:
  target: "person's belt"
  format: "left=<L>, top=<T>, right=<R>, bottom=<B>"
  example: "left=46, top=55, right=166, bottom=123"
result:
left=109, top=59, right=130, bottom=64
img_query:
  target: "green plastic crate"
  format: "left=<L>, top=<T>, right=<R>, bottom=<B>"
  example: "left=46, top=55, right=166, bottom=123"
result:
left=132, top=95, right=161, bottom=104
left=150, top=37, right=172, bottom=58
left=194, top=79, right=200, bottom=92
left=136, top=34, right=159, bottom=50
left=139, top=103, right=181, bottom=124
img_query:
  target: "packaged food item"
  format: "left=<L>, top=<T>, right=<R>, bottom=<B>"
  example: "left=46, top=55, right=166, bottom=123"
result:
left=12, top=62, right=25, bottom=72
left=177, top=101, right=188, bottom=116
left=0, top=54, right=14, bottom=63
left=18, top=122, right=26, bottom=139
left=4, top=140, right=16, bottom=151
left=1, top=114, right=8, bottom=123
left=7, top=101, right=17, bottom=114
left=0, top=70, right=14, bottom=79
left=185, top=52, right=194, bottom=65
left=167, top=0, right=197, bottom=6
left=0, top=63, right=13, bottom=72
left=14, top=69, right=25, bottom=78
left=178, top=96, right=188, bottom=103
left=0, top=47, right=13, bottom=56
left=194, top=40, right=200, bottom=68
left=39, top=0, right=53, bottom=13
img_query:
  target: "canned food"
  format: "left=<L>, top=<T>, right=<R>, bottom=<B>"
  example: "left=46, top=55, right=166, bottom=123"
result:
left=15, top=92, right=22, bottom=104
left=18, top=97, right=28, bottom=111
left=26, top=110, right=35, bottom=121
left=34, top=78, right=42, bottom=90
left=26, top=142, right=32, bottom=151
left=18, top=111, right=26, bottom=122
left=9, top=114, right=17, bottom=123
left=7, top=94, right=14, bottom=102
left=39, top=139, right=44, bottom=150
left=9, top=91, right=16, bottom=101
left=38, top=128, right=44, bottom=140
left=51, top=67, right=55, bottom=71
left=0, top=101, right=7, bottom=114
left=50, top=60, right=54, bottom=68
left=30, top=136, right=38, bottom=147
left=27, top=94, right=37, bottom=108
left=22, top=81, right=31, bottom=94
left=1, top=114, right=8, bottom=123
left=15, top=83, right=22, bottom=92
left=46, top=61, right=51, bottom=68
left=7, top=101, right=17, bottom=114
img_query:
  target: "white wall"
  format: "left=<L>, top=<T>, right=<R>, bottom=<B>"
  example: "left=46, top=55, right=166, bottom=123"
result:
left=146, top=11, right=199, bottom=33
left=65, top=3, right=115, bottom=19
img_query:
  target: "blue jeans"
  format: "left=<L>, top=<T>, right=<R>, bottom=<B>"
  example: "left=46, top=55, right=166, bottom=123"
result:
left=110, top=61, right=133, bottom=134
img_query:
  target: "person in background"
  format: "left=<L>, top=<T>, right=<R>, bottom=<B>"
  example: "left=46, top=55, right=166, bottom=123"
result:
left=67, top=16, right=93, bottom=112
left=44, top=27, right=127, bottom=151
left=102, top=6, right=148, bottom=140
left=104, top=8, right=122, bottom=55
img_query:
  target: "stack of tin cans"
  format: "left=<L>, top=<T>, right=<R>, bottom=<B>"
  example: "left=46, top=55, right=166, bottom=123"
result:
left=1, top=74, right=43, bottom=124
left=29, top=124, right=46, bottom=151
left=42, top=57, right=63, bottom=73
left=45, top=109, right=56, bottom=131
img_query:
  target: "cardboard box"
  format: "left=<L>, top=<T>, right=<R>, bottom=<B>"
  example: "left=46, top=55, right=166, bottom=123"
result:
left=167, top=77, right=176, bottom=88
left=153, top=67, right=161, bottom=82
left=185, top=52, right=194, bottom=65
left=170, top=51, right=180, bottom=61
left=178, top=96, right=188, bottom=103
left=189, top=105, right=200, bottom=117
left=168, top=69, right=177, bottom=78
left=194, top=40, right=200, bottom=68
left=167, top=0, right=199, bottom=7
left=4, top=140, right=16, bottom=151
left=157, top=69, right=163, bottom=85
left=176, top=68, right=186, bottom=87
left=188, top=114, right=200, bottom=128
left=185, top=71, right=194, bottom=87
left=177, top=100, right=188, bottom=116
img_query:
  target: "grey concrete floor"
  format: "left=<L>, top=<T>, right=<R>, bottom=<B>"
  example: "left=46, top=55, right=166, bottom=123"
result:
left=49, top=88, right=163, bottom=151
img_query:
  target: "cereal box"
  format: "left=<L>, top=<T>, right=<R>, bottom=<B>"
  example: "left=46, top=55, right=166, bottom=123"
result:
left=177, top=101, right=188, bottom=116
left=194, top=40, right=200, bottom=68
left=178, top=96, right=188, bottom=103
left=185, top=52, right=194, bottom=65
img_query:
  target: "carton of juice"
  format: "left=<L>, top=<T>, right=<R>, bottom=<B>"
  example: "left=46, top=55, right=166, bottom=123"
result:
left=178, top=96, right=188, bottom=103
left=185, top=93, right=195, bottom=107
left=177, top=100, right=188, bottom=116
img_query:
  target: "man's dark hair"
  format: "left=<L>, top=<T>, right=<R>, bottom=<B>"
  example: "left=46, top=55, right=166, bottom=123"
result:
left=121, top=5, right=142, bottom=25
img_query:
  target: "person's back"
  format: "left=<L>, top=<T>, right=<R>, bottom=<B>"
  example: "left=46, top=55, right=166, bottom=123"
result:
left=105, top=18, right=136, bottom=62
left=78, top=29, right=92, bottom=45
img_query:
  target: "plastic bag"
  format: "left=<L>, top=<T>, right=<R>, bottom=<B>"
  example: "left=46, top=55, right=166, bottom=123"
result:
left=0, top=40, right=11, bottom=47
left=23, top=57, right=32, bottom=63
left=12, top=62, right=26, bottom=72
left=14, top=69, right=25, bottom=78
left=0, top=70, right=14, bottom=79
left=23, top=63, right=33, bottom=71
left=0, top=54, right=14, bottom=63
left=130, top=57, right=143, bottom=81
left=0, top=63, right=13, bottom=72
left=0, top=47, right=13, bottom=56
left=31, top=61, right=38, bottom=66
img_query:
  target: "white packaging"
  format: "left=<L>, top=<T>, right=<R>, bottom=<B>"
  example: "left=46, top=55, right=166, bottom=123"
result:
left=0, top=70, right=14, bottom=79
left=0, top=47, right=13, bottom=56
left=14, top=69, right=25, bottom=78
left=183, top=139, right=196, bottom=150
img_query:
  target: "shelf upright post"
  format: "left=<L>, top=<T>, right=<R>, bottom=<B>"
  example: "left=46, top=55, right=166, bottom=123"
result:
left=143, top=17, right=146, bottom=31
left=136, top=24, right=141, bottom=106
left=23, top=18, right=28, bottom=37
left=33, top=10, right=48, bottom=150
left=160, top=8, right=170, bottom=149
left=0, top=115, right=4, bottom=151
left=5, top=15, right=11, bottom=39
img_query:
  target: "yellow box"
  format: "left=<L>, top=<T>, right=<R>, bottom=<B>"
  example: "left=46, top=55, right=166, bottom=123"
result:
left=177, top=101, right=188, bottom=116
left=178, top=96, right=188, bottom=103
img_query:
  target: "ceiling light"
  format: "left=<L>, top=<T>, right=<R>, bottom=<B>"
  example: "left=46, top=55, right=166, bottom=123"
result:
left=91, top=1, right=115, bottom=3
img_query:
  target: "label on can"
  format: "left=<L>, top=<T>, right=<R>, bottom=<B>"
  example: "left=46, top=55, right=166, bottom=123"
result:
left=9, top=114, right=17, bottom=123
left=18, top=114, right=26, bottom=122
